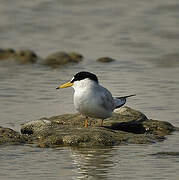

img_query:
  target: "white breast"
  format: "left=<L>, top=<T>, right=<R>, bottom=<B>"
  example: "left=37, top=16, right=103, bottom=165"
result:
left=72, top=79, right=114, bottom=119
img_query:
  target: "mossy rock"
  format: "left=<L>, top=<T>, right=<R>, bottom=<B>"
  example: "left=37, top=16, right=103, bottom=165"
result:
left=44, top=51, right=83, bottom=68
left=14, top=50, right=38, bottom=64
left=151, top=152, right=179, bottom=157
left=0, top=48, right=15, bottom=60
left=97, top=57, right=115, bottom=63
left=20, top=106, right=177, bottom=148
left=68, top=52, right=83, bottom=62
left=0, top=126, right=25, bottom=145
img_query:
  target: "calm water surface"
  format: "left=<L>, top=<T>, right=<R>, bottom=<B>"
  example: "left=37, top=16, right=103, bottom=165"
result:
left=0, top=0, right=179, bottom=179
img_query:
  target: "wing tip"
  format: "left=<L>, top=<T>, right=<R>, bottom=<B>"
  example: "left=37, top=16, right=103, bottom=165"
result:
left=116, top=94, right=136, bottom=99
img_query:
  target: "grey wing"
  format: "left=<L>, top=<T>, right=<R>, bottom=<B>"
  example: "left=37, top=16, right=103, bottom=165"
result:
left=114, top=94, right=136, bottom=109
left=98, top=86, right=115, bottom=111
left=113, top=97, right=126, bottom=108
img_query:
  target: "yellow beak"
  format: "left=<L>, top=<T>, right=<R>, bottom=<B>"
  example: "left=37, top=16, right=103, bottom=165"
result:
left=56, top=82, right=73, bottom=89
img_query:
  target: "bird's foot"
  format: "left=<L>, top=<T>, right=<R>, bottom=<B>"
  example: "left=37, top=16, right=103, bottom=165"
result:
left=85, top=118, right=88, bottom=128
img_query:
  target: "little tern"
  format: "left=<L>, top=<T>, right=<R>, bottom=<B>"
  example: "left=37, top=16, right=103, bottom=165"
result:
left=56, top=71, right=135, bottom=128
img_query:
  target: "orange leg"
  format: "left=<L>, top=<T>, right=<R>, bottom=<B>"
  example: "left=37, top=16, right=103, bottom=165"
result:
left=101, top=119, right=104, bottom=126
left=85, top=117, right=88, bottom=128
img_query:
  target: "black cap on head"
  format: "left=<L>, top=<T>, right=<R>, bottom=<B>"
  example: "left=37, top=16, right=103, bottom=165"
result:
left=71, top=71, right=98, bottom=83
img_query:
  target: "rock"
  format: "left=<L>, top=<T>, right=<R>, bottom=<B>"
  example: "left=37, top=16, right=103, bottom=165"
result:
left=0, top=48, right=15, bottom=60
left=143, top=119, right=175, bottom=137
left=97, top=57, right=115, bottom=63
left=0, top=126, right=24, bottom=145
left=20, top=106, right=177, bottom=148
left=14, top=50, right=38, bottom=64
left=44, top=51, right=83, bottom=68
left=151, top=152, right=179, bottom=157
left=21, top=118, right=52, bottom=135
left=114, top=106, right=148, bottom=122
left=68, top=52, right=83, bottom=62
left=0, top=49, right=38, bottom=64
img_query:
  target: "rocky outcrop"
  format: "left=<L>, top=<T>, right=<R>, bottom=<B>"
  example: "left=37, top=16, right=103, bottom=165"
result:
left=0, top=126, right=24, bottom=145
left=0, top=48, right=15, bottom=60
left=151, top=152, right=179, bottom=157
left=68, top=52, right=83, bottom=62
left=0, top=48, right=38, bottom=64
left=14, top=50, right=38, bottom=64
left=44, top=51, right=83, bottom=68
left=97, top=57, right=115, bottom=63
left=20, top=106, right=177, bottom=148
left=0, top=48, right=84, bottom=67
left=0, top=107, right=177, bottom=148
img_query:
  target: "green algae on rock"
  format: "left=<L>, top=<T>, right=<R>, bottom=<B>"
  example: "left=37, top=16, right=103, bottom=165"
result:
left=20, top=106, right=177, bottom=148
left=0, top=107, right=176, bottom=147
left=0, top=48, right=15, bottom=60
left=0, top=49, right=38, bottom=64
left=97, top=57, right=115, bottom=63
left=151, top=152, right=179, bottom=157
left=0, top=126, right=24, bottom=145
left=44, top=51, right=83, bottom=68
left=14, top=50, right=38, bottom=64
left=68, top=52, right=83, bottom=62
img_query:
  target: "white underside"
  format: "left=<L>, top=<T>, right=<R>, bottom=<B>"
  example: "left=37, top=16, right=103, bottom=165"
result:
left=72, top=79, right=124, bottom=119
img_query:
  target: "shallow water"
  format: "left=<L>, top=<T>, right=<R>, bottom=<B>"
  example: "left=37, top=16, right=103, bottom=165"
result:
left=0, top=0, right=179, bottom=179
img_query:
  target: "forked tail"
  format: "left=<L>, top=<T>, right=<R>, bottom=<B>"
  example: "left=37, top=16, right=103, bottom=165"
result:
left=115, top=94, right=136, bottom=99
left=114, top=94, right=136, bottom=109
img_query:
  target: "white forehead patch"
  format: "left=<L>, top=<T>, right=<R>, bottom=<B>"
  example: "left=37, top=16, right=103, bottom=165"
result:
left=70, top=77, right=74, bottom=82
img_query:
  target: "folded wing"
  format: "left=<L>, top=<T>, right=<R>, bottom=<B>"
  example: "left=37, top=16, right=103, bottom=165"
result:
left=114, top=94, right=136, bottom=109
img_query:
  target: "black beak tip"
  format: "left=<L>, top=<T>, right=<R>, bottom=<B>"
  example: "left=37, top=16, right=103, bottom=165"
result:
left=56, top=87, right=59, bottom=90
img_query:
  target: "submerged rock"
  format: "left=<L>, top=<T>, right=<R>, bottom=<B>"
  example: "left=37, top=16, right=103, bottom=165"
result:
left=151, top=152, right=179, bottom=157
left=20, top=106, right=177, bottom=148
left=0, top=49, right=38, bottom=64
left=44, top=51, right=83, bottom=68
left=97, top=57, right=115, bottom=63
left=0, top=126, right=24, bottom=145
left=14, top=50, right=38, bottom=64
left=0, top=48, right=15, bottom=60
left=68, top=52, right=83, bottom=62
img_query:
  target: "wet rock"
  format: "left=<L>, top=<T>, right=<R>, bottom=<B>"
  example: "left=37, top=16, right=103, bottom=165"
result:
left=21, top=119, right=52, bottom=135
left=0, top=126, right=24, bottom=145
left=97, top=57, right=115, bottom=63
left=143, top=119, right=175, bottom=137
left=114, top=106, right=148, bottom=122
left=68, top=52, right=83, bottom=62
left=14, top=50, right=38, bottom=64
left=44, top=51, right=83, bottom=68
left=151, top=152, right=179, bottom=157
left=20, top=106, right=177, bottom=148
left=0, top=48, right=15, bottom=60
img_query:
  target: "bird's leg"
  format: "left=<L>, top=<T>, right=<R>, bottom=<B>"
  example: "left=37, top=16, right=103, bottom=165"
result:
left=85, top=116, right=88, bottom=128
left=101, top=119, right=104, bottom=126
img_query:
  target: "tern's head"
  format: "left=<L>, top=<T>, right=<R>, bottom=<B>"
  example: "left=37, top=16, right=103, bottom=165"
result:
left=56, top=71, right=98, bottom=89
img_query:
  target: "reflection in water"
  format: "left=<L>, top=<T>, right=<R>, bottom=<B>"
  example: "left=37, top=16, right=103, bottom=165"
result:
left=70, top=147, right=116, bottom=180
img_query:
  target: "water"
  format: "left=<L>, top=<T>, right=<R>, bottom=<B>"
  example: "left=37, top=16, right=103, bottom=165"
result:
left=0, top=0, right=179, bottom=179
